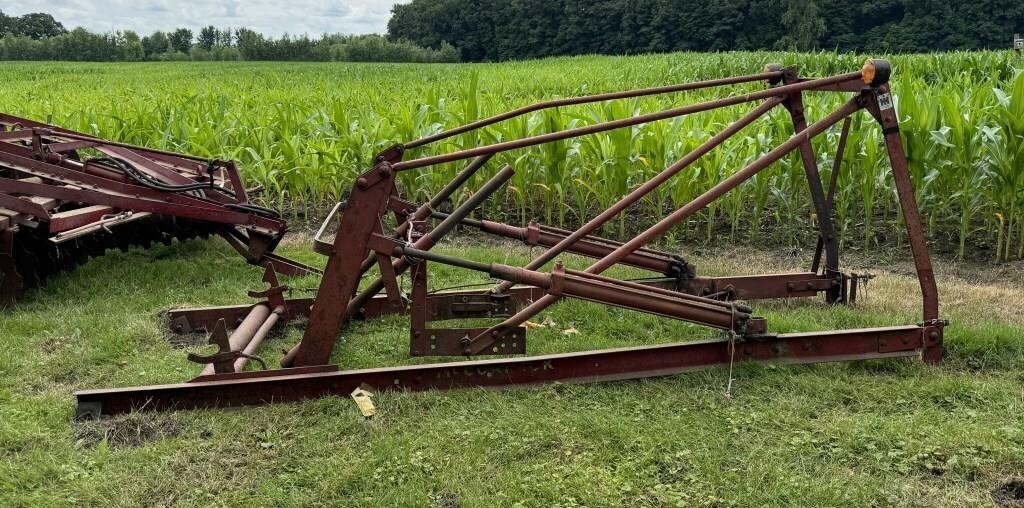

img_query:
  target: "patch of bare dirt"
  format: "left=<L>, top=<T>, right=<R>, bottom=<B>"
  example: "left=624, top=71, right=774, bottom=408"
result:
left=74, top=412, right=185, bottom=448
left=993, top=478, right=1024, bottom=508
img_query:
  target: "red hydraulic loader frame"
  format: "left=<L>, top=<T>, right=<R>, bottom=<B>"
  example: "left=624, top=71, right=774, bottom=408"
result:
left=75, top=59, right=946, bottom=418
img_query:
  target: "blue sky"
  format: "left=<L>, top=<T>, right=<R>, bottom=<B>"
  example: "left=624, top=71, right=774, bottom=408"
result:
left=0, top=0, right=410, bottom=37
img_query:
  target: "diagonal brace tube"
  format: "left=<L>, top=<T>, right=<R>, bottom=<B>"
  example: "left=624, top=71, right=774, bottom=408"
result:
left=493, top=97, right=784, bottom=293
left=404, top=70, right=784, bottom=149
left=393, top=72, right=862, bottom=171
left=282, top=165, right=516, bottom=367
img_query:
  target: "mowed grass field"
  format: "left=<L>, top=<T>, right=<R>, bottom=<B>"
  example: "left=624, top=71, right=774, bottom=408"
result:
left=1, top=235, right=1023, bottom=507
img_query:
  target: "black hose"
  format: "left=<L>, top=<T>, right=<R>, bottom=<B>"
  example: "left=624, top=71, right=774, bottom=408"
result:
left=89, top=156, right=228, bottom=194
left=224, top=202, right=281, bottom=219
left=89, top=156, right=281, bottom=219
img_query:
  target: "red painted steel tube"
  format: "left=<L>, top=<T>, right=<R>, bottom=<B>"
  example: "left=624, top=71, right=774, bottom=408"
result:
left=0, top=176, right=276, bottom=229
left=555, top=274, right=745, bottom=329
left=233, top=305, right=284, bottom=372
left=283, top=165, right=516, bottom=367
left=395, top=248, right=749, bottom=330
left=74, top=325, right=924, bottom=417
left=535, top=223, right=674, bottom=256
left=353, top=154, right=494, bottom=276
left=883, top=132, right=938, bottom=320
left=393, top=72, right=861, bottom=171
left=563, top=268, right=739, bottom=309
left=404, top=71, right=784, bottom=149
left=26, top=127, right=214, bottom=163
left=0, top=150, right=236, bottom=213
left=491, top=97, right=784, bottom=293
left=200, top=303, right=271, bottom=376
left=473, top=97, right=863, bottom=351
left=473, top=219, right=677, bottom=274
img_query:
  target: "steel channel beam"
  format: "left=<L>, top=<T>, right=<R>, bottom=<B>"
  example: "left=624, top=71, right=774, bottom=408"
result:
left=0, top=176, right=273, bottom=229
left=284, top=164, right=397, bottom=367
left=866, top=85, right=944, bottom=361
left=47, top=205, right=115, bottom=233
left=74, top=325, right=925, bottom=418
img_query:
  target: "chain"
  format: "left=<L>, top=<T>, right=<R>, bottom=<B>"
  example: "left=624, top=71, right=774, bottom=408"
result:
left=725, top=330, right=737, bottom=399
left=724, top=303, right=738, bottom=398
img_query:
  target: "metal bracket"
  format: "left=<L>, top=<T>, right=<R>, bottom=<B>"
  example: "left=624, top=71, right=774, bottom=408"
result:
left=313, top=201, right=345, bottom=256
left=186, top=319, right=269, bottom=373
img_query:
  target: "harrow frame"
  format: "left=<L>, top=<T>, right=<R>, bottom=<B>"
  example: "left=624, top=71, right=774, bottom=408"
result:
left=0, top=113, right=317, bottom=306
left=75, top=59, right=946, bottom=418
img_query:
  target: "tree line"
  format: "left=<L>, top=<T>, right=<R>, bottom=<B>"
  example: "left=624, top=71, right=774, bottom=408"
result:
left=387, top=0, right=1024, bottom=61
left=0, top=10, right=460, bottom=62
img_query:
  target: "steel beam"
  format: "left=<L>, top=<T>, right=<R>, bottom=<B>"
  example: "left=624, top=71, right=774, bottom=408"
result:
left=75, top=325, right=925, bottom=418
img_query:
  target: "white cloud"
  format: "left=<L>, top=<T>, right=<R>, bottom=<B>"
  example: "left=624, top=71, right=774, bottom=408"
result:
left=0, top=0, right=411, bottom=37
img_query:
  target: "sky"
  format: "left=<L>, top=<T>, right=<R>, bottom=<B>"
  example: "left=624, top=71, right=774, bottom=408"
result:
left=0, top=0, right=410, bottom=37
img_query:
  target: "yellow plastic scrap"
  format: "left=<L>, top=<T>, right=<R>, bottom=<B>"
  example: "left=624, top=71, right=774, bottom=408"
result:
left=350, top=387, right=376, bottom=418
left=523, top=320, right=545, bottom=330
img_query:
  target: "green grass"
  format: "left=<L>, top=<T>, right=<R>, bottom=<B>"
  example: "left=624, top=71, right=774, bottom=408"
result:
left=1, top=236, right=1023, bottom=507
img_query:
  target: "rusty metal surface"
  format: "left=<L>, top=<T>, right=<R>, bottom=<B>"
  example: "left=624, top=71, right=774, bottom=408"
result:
left=469, top=96, right=863, bottom=352
left=0, top=113, right=317, bottom=306
left=393, top=72, right=861, bottom=171
left=76, top=325, right=924, bottom=417
left=781, top=69, right=843, bottom=303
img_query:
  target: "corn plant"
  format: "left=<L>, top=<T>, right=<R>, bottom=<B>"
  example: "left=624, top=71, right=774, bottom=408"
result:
left=0, top=52, right=1020, bottom=258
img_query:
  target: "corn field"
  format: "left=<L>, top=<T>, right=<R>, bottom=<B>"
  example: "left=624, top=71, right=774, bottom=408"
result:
left=0, top=52, right=1021, bottom=260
